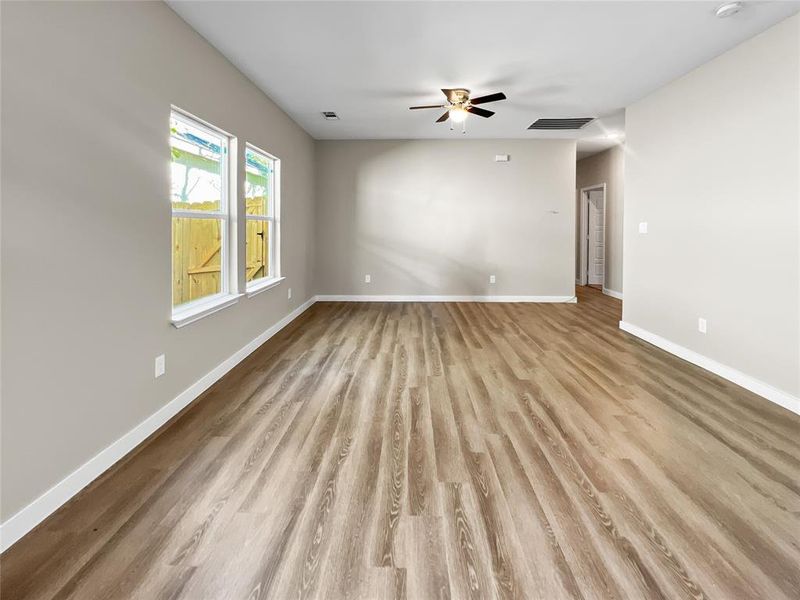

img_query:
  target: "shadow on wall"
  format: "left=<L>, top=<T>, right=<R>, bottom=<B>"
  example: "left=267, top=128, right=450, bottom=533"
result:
left=353, top=142, right=492, bottom=295
left=357, top=233, right=491, bottom=295
left=315, top=138, right=575, bottom=297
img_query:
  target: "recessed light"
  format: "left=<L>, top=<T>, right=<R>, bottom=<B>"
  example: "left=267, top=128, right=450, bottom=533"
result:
left=715, top=2, right=744, bottom=18
left=321, top=111, right=339, bottom=120
left=605, top=132, right=624, bottom=140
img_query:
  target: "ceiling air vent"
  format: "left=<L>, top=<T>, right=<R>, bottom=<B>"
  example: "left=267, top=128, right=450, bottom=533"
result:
left=321, top=111, right=339, bottom=120
left=528, top=117, right=595, bottom=130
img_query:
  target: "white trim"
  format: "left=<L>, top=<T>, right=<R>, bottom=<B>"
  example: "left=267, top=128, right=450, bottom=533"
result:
left=578, top=183, right=607, bottom=287
left=245, top=143, right=281, bottom=282
left=602, top=287, right=623, bottom=300
left=171, top=293, right=242, bottom=328
left=170, top=107, right=237, bottom=308
left=619, top=320, right=800, bottom=417
left=170, top=105, right=234, bottom=140
left=246, top=276, right=285, bottom=298
left=0, top=296, right=317, bottom=553
left=316, top=294, right=577, bottom=303
left=227, top=136, right=240, bottom=294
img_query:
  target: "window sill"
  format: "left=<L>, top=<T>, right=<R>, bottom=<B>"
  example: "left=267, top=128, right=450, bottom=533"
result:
left=246, top=276, right=285, bottom=298
left=171, top=293, right=243, bottom=328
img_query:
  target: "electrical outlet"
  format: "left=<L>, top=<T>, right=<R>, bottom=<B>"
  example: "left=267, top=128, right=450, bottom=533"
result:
left=288, top=287, right=292, bottom=300
left=489, top=275, right=496, bottom=284
left=365, top=274, right=371, bottom=284
left=154, top=354, right=165, bottom=378
left=698, top=318, right=707, bottom=334
left=639, top=222, right=648, bottom=234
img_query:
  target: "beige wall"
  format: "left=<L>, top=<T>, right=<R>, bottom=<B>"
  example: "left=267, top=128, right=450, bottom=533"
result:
left=5, top=0, right=796, bottom=536
left=1, top=2, right=316, bottom=520
left=575, top=145, right=625, bottom=293
left=314, top=140, right=577, bottom=298
left=623, top=14, right=800, bottom=397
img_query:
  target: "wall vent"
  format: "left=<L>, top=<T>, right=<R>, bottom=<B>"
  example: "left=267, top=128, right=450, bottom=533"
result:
left=528, top=117, right=594, bottom=130
left=321, top=111, right=339, bottom=120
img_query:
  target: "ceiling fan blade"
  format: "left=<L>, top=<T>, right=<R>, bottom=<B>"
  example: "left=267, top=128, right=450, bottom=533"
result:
left=467, top=106, right=495, bottom=118
left=409, top=104, right=445, bottom=110
left=469, top=92, right=507, bottom=105
left=435, top=111, right=450, bottom=123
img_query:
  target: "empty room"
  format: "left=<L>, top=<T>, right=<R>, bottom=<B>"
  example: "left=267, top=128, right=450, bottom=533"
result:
left=2, top=1, right=799, bottom=598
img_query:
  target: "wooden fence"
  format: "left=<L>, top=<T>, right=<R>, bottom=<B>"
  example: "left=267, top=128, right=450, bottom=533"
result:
left=172, top=197, right=269, bottom=306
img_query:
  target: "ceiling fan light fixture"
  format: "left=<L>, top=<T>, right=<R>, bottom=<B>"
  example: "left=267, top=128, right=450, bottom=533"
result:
left=409, top=89, right=505, bottom=125
left=449, top=106, right=469, bottom=123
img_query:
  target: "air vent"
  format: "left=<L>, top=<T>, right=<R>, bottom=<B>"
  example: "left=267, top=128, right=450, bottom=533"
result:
left=321, top=111, right=339, bottom=120
left=528, top=117, right=595, bottom=130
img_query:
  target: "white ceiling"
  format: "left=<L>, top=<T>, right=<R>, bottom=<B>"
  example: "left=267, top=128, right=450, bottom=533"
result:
left=168, top=1, right=799, bottom=157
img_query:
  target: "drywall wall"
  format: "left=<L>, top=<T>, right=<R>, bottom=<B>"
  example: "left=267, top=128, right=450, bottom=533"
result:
left=314, top=140, right=577, bottom=298
left=1, top=2, right=315, bottom=522
left=575, top=145, right=625, bottom=294
left=623, top=13, right=800, bottom=399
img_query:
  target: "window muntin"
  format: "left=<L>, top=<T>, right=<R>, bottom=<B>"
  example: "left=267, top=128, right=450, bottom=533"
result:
left=170, top=110, right=231, bottom=309
left=245, top=144, right=279, bottom=286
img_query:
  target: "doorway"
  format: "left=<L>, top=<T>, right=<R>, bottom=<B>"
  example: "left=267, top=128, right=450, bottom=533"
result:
left=578, top=184, right=606, bottom=288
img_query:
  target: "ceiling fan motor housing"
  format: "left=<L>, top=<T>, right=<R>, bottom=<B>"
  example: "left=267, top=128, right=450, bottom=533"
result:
left=447, top=88, right=471, bottom=106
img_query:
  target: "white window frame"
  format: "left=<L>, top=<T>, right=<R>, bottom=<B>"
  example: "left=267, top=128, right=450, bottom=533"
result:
left=170, top=108, right=241, bottom=327
left=245, top=142, right=282, bottom=296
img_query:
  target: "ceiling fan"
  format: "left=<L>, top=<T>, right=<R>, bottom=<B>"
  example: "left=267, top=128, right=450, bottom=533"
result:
left=409, top=89, right=507, bottom=127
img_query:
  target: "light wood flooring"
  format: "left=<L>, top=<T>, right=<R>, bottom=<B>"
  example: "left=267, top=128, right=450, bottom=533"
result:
left=2, top=287, right=799, bottom=599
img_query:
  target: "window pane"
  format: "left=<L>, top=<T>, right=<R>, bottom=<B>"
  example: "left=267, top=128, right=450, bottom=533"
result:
left=245, top=147, right=273, bottom=217
left=246, top=219, right=271, bottom=283
left=172, top=217, right=223, bottom=306
left=170, top=115, right=225, bottom=212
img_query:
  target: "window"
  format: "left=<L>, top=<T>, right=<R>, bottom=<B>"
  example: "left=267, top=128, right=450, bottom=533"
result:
left=170, top=110, right=235, bottom=320
left=245, top=144, right=279, bottom=289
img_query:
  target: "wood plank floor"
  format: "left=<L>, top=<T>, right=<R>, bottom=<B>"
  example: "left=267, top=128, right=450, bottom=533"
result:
left=3, top=287, right=799, bottom=599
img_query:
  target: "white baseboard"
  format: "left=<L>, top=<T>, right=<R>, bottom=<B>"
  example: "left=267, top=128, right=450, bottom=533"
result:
left=602, top=287, right=623, bottom=300
left=316, top=294, right=577, bottom=303
left=0, top=296, right=317, bottom=553
left=619, top=321, right=800, bottom=417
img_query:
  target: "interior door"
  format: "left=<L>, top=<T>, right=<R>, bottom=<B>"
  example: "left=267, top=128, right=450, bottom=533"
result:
left=587, top=190, right=605, bottom=285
